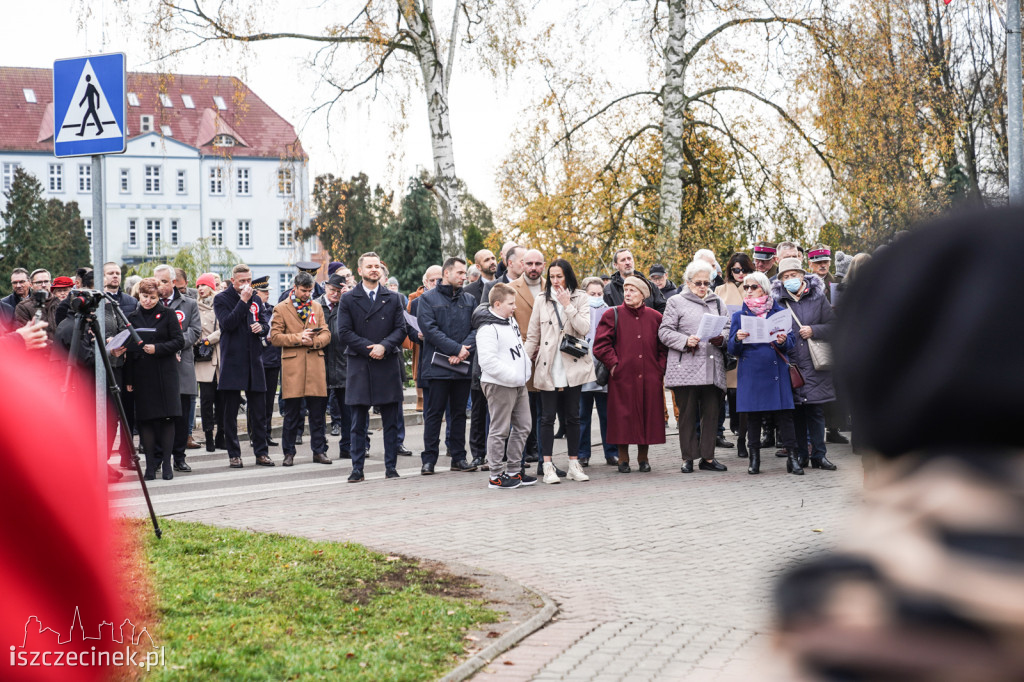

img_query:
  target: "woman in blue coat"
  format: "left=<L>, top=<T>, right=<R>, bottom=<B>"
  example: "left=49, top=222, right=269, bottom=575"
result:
left=727, top=271, right=803, bottom=476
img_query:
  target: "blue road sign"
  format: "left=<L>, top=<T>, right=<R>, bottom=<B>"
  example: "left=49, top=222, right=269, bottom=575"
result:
left=53, top=53, right=126, bottom=158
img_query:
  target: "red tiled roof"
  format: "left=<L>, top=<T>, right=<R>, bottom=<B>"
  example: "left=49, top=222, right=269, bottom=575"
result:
left=0, top=66, right=305, bottom=160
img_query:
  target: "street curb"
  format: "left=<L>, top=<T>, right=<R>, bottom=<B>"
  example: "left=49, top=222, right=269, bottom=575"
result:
left=439, top=584, right=558, bottom=682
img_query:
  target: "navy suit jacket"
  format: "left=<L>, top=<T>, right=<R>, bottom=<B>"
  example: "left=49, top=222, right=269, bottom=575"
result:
left=214, top=287, right=270, bottom=392
left=336, top=284, right=406, bottom=406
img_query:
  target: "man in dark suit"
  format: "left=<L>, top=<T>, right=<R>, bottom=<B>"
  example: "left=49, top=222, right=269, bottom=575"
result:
left=336, top=252, right=407, bottom=482
left=214, top=263, right=274, bottom=468
left=154, top=264, right=202, bottom=471
left=463, top=249, right=497, bottom=306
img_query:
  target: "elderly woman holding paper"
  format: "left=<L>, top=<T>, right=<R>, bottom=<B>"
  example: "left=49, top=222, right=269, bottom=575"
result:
left=727, top=271, right=804, bottom=476
left=659, top=260, right=731, bottom=473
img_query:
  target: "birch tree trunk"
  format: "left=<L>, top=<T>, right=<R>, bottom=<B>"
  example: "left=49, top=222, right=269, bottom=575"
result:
left=657, top=0, right=689, bottom=260
left=401, top=2, right=466, bottom=260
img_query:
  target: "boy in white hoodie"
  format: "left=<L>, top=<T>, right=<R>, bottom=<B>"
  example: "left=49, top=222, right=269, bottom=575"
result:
left=476, top=283, right=535, bottom=489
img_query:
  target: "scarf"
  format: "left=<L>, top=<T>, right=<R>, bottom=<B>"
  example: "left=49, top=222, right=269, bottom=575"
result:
left=745, top=294, right=772, bottom=318
left=291, top=293, right=312, bottom=323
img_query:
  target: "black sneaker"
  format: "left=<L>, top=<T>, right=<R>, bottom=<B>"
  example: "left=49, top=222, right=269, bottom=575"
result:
left=488, top=473, right=521, bottom=489
left=511, top=471, right=537, bottom=486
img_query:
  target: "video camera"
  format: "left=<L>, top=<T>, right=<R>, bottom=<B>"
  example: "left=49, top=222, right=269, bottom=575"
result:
left=68, top=289, right=106, bottom=315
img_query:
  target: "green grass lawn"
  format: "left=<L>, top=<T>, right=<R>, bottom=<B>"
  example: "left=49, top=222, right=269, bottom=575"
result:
left=128, top=519, right=497, bottom=681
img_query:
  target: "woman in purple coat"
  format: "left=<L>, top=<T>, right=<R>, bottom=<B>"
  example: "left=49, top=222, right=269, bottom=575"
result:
left=593, top=277, right=668, bottom=473
left=726, top=271, right=802, bottom=476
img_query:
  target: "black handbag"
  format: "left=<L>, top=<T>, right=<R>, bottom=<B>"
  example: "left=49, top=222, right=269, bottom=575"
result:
left=193, top=341, right=214, bottom=362
left=551, top=300, right=589, bottom=359
left=594, top=307, right=617, bottom=386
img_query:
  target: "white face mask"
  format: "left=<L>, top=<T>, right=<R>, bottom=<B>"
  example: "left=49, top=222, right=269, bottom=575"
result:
left=588, top=295, right=604, bottom=308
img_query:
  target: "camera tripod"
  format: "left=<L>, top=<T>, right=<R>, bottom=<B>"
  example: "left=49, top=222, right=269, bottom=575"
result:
left=62, top=294, right=162, bottom=539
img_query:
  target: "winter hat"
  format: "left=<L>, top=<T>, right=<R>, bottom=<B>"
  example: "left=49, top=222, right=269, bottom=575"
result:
left=777, top=258, right=806, bottom=276
left=834, top=251, right=853, bottom=278
left=836, top=206, right=1024, bottom=457
left=622, top=276, right=650, bottom=300
left=327, top=261, right=345, bottom=275
left=196, top=273, right=218, bottom=289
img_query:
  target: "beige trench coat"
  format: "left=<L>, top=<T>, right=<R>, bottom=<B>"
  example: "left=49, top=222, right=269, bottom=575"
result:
left=524, top=289, right=596, bottom=391
left=195, top=296, right=221, bottom=384
left=269, top=299, right=330, bottom=399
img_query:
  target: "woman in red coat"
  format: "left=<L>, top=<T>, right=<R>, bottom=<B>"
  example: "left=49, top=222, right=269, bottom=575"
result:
left=593, top=276, right=668, bottom=473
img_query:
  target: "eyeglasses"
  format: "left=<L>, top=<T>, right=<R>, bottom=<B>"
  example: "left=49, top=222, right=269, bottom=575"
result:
left=730, top=267, right=745, bottom=274
left=691, top=281, right=711, bottom=287
left=741, top=285, right=761, bottom=292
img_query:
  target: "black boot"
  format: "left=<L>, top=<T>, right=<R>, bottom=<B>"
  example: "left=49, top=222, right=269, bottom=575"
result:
left=737, top=438, right=748, bottom=459
left=786, top=452, right=804, bottom=475
left=205, top=430, right=216, bottom=452
left=810, top=455, right=838, bottom=471
left=214, top=430, right=225, bottom=449
left=747, top=448, right=760, bottom=475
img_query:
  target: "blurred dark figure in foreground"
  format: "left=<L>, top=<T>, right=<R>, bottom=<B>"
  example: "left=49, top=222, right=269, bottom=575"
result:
left=775, top=207, right=1024, bottom=680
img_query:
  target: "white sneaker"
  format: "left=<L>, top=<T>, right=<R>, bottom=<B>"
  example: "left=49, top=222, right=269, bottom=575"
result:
left=542, top=465, right=561, bottom=484
left=567, top=459, right=590, bottom=481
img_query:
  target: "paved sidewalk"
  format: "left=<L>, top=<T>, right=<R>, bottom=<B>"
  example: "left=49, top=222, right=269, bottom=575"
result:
left=128, top=426, right=861, bottom=681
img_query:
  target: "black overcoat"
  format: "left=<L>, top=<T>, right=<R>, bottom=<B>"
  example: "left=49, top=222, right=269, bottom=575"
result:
left=125, top=303, right=185, bottom=421
left=214, top=287, right=269, bottom=392
left=317, top=294, right=347, bottom=389
left=336, top=284, right=406, bottom=406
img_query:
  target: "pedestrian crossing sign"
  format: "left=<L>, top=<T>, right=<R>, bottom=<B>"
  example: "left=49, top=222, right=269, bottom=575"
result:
left=53, top=53, right=126, bottom=158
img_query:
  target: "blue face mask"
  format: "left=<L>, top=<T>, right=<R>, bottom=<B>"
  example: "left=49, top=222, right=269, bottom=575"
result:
left=784, top=278, right=803, bottom=293
left=588, top=296, right=605, bottom=308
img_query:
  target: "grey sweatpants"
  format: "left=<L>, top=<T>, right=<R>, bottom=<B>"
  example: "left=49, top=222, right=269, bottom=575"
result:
left=481, top=382, right=530, bottom=475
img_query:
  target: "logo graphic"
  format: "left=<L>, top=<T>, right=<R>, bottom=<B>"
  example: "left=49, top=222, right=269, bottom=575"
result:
left=175, top=309, right=186, bottom=328
left=8, top=607, right=165, bottom=671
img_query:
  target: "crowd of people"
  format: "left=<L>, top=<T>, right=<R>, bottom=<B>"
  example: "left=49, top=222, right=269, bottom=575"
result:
left=0, top=239, right=867, bottom=489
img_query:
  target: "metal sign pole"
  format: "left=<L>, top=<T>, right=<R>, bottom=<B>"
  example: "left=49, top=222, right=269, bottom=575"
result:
left=91, top=155, right=104, bottom=267
left=96, top=302, right=107, bottom=489
left=1009, top=0, right=1024, bottom=204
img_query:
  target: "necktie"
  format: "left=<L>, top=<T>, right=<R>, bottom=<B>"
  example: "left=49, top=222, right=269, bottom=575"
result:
left=163, top=298, right=172, bottom=307
left=369, top=289, right=375, bottom=303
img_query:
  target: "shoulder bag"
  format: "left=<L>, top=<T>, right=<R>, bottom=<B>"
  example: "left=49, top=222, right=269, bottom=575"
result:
left=551, top=299, right=589, bottom=359
left=594, top=307, right=617, bottom=387
left=784, top=302, right=833, bottom=371
left=772, top=343, right=805, bottom=389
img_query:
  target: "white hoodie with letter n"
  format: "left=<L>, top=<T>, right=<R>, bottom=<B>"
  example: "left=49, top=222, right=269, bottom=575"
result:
left=476, top=310, right=531, bottom=388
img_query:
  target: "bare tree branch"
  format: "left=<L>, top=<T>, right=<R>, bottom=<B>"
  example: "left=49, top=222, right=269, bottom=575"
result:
left=551, top=90, right=662, bottom=149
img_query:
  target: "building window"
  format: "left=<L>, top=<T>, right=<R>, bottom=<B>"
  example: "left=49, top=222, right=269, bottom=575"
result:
left=144, top=165, right=161, bottom=193
left=237, top=219, right=251, bottom=248
left=278, top=272, right=291, bottom=293
left=181, top=94, right=195, bottom=109
left=213, top=95, right=227, bottom=110
left=146, top=219, right=162, bottom=257
left=127, top=93, right=140, bottom=107
left=78, top=164, right=92, bottom=192
left=176, top=170, right=186, bottom=195
left=84, top=218, right=93, bottom=247
left=23, top=88, right=36, bottom=103
left=278, top=220, right=293, bottom=247
left=277, top=168, right=293, bottom=196
left=209, top=167, right=224, bottom=196
left=161, top=125, right=173, bottom=137
left=236, top=168, right=250, bottom=195
left=119, top=168, right=130, bottom=193
left=213, top=134, right=235, bottom=147
left=2, top=163, right=20, bottom=192
left=128, top=219, right=138, bottom=247
left=210, top=219, right=224, bottom=246
left=159, top=93, right=173, bottom=107
left=169, top=219, right=180, bottom=246
left=48, top=164, right=63, bottom=192
left=307, top=235, right=319, bottom=253
left=140, top=115, right=153, bottom=133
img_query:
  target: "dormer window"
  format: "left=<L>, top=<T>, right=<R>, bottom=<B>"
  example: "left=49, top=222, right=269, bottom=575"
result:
left=212, top=134, right=236, bottom=147
left=213, top=96, right=227, bottom=110
left=161, top=125, right=173, bottom=136
left=23, top=89, right=36, bottom=103
left=127, top=93, right=140, bottom=107
left=159, top=93, right=173, bottom=107
left=181, top=94, right=194, bottom=109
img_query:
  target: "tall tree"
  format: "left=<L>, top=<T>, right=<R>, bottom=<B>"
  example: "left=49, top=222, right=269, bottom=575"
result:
left=303, top=173, right=395, bottom=266
left=378, top=176, right=443, bottom=292
left=150, top=0, right=524, bottom=260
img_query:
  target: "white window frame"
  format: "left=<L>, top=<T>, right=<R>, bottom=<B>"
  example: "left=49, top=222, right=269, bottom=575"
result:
left=127, top=93, right=140, bottom=107
left=160, top=125, right=173, bottom=137
left=210, top=219, right=224, bottom=246
left=2, top=162, right=20, bottom=192
left=140, top=115, right=153, bottom=132
left=119, top=168, right=130, bottom=194
left=277, top=168, right=294, bottom=197
left=128, top=218, right=138, bottom=248
left=213, top=95, right=227, bottom=110
left=144, top=165, right=162, bottom=194
left=78, top=164, right=91, bottom=193
left=23, top=88, right=36, bottom=103
left=159, top=93, right=173, bottom=107
left=181, top=94, right=195, bottom=109
left=176, top=169, right=187, bottom=195
left=48, top=164, right=63, bottom=192
left=278, top=220, right=294, bottom=248
left=307, top=235, right=319, bottom=253
left=209, top=167, right=224, bottom=196
left=169, top=218, right=180, bottom=246
left=236, top=168, right=250, bottom=196
left=278, top=272, right=291, bottom=293
left=145, top=218, right=162, bottom=257
left=237, top=219, right=251, bottom=248
left=84, top=218, right=93, bottom=247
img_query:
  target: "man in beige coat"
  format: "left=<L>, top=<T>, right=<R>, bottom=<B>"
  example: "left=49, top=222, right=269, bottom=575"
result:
left=270, top=272, right=332, bottom=466
left=508, top=249, right=549, bottom=467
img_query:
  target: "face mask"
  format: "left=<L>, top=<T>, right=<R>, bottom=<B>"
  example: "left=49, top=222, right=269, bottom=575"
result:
left=588, top=296, right=604, bottom=308
left=784, top=278, right=803, bottom=293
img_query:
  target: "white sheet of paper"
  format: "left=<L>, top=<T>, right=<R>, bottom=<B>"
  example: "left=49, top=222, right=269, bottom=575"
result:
left=403, top=311, right=421, bottom=334
left=739, top=309, right=792, bottom=344
left=695, top=313, right=729, bottom=341
left=105, top=329, right=131, bottom=352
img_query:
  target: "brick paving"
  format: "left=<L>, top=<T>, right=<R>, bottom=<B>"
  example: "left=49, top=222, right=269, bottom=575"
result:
left=118, top=414, right=861, bottom=681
